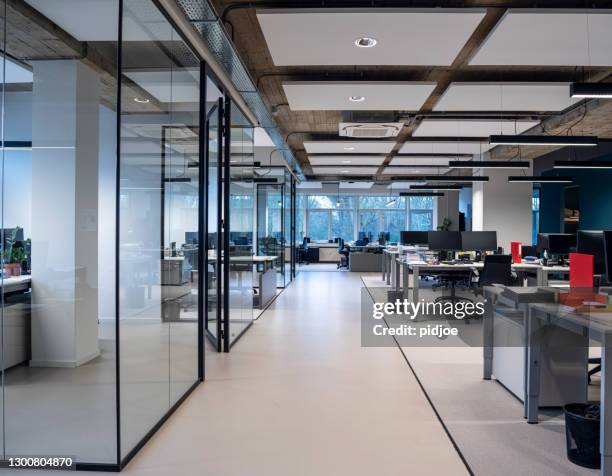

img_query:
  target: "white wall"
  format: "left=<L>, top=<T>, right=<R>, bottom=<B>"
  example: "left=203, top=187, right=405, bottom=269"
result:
left=472, top=168, right=533, bottom=253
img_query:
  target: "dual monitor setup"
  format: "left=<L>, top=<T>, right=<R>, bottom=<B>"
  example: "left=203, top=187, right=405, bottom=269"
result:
left=400, top=230, right=498, bottom=253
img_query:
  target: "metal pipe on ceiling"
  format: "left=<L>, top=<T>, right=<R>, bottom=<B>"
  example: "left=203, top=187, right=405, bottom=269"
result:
left=157, top=0, right=259, bottom=127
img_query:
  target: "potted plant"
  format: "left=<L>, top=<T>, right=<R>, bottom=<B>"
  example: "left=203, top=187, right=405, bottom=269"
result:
left=437, top=218, right=452, bottom=231
left=2, top=228, right=27, bottom=277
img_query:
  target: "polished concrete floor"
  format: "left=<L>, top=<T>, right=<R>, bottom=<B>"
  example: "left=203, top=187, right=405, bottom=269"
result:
left=12, top=271, right=468, bottom=476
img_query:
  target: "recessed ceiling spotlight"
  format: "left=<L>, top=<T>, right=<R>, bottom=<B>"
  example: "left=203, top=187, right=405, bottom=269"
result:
left=341, top=170, right=350, bottom=173
left=343, top=146, right=356, bottom=151
left=349, top=96, right=365, bottom=102
left=341, top=160, right=352, bottom=164
left=134, top=97, right=150, bottom=104
left=355, top=37, right=377, bottom=48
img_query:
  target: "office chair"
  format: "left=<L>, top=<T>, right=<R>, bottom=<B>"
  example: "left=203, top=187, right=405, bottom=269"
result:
left=297, top=237, right=309, bottom=265
left=588, top=359, right=601, bottom=385
left=478, top=254, right=513, bottom=287
left=337, top=238, right=349, bottom=270
left=433, top=270, right=474, bottom=305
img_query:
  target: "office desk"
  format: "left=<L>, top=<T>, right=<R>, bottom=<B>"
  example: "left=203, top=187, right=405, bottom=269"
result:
left=400, top=260, right=569, bottom=303
left=2, top=275, right=31, bottom=293
left=526, top=303, right=612, bottom=475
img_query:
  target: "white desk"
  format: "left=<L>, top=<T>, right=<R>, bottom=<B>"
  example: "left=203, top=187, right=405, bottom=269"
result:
left=1, top=275, right=31, bottom=293
left=399, top=260, right=569, bottom=303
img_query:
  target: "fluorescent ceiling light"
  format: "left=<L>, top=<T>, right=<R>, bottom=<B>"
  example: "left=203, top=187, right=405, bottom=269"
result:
left=349, top=95, right=366, bottom=102
left=343, top=146, right=356, bottom=151
left=134, top=97, right=150, bottom=104
left=355, top=37, right=377, bottom=48
left=449, top=160, right=530, bottom=169
left=489, top=135, right=598, bottom=147
left=423, top=175, right=488, bottom=182
left=410, top=184, right=463, bottom=190
left=553, top=160, right=612, bottom=169
left=507, top=176, right=573, bottom=183
left=570, top=82, right=612, bottom=99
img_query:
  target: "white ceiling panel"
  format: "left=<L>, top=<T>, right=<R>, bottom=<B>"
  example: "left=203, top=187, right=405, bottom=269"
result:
left=304, top=141, right=395, bottom=154
left=434, top=83, right=581, bottom=111
left=470, top=10, right=612, bottom=66
left=399, top=141, right=492, bottom=154
left=309, top=156, right=385, bottom=166
left=257, top=8, right=486, bottom=66
left=390, top=157, right=451, bottom=166
left=383, top=167, right=451, bottom=175
left=413, top=119, right=540, bottom=137
left=125, top=70, right=200, bottom=103
left=311, top=167, right=379, bottom=175
left=297, top=181, right=322, bottom=189
left=283, top=82, right=436, bottom=111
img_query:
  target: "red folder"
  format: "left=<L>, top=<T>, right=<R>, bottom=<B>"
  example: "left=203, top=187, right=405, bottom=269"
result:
left=511, top=242, right=522, bottom=264
left=569, top=252, right=594, bottom=289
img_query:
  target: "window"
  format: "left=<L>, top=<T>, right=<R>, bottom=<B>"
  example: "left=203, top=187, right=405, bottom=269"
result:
left=306, top=195, right=355, bottom=241
left=308, top=210, right=329, bottom=241
left=358, top=196, right=407, bottom=242
left=408, top=196, right=434, bottom=231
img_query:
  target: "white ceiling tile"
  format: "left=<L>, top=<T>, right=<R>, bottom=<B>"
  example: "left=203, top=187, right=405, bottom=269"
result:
left=257, top=8, right=486, bottom=66
left=399, top=141, right=492, bottom=154
left=283, top=82, right=436, bottom=111
left=434, top=83, right=581, bottom=111
left=383, top=167, right=451, bottom=175
left=311, top=166, right=379, bottom=175
left=390, top=157, right=451, bottom=166
left=125, top=70, right=200, bottom=103
left=303, top=141, right=395, bottom=154
left=309, top=156, right=385, bottom=166
left=413, top=119, right=540, bottom=137
left=470, top=10, right=612, bottom=66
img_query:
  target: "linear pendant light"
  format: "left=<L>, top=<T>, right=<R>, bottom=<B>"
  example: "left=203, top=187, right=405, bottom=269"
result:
left=553, top=160, right=612, bottom=169
left=570, top=82, right=612, bottom=99
left=489, top=135, right=598, bottom=147
left=448, top=160, right=530, bottom=169
left=400, top=192, right=444, bottom=197
left=507, top=176, right=573, bottom=183
left=410, top=184, right=463, bottom=190
left=422, top=175, right=488, bottom=182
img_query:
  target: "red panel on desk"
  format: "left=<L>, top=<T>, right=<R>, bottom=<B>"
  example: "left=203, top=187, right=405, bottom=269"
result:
left=569, top=252, right=594, bottom=288
left=511, top=242, right=522, bottom=264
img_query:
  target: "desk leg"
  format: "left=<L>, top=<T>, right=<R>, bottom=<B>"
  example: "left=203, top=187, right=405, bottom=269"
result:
left=537, top=268, right=548, bottom=287
left=526, top=306, right=542, bottom=424
left=386, top=256, right=391, bottom=285
left=402, top=264, right=409, bottom=301
left=395, top=259, right=400, bottom=292
left=382, top=253, right=386, bottom=282
left=412, top=267, right=420, bottom=304
left=601, top=334, right=612, bottom=475
left=483, top=294, right=494, bottom=380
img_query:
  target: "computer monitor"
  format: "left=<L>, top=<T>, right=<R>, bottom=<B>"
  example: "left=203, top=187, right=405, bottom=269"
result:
left=461, top=231, right=497, bottom=252
left=379, top=231, right=390, bottom=241
left=358, top=231, right=372, bottom=242
left=577, top=230, right=607, bottom=276
left=427, top=231, right=462, bottom=251
left=400, top=231, right=428, bottom=246
left=185, top=231, right=198, bottom=244
left=537, top=233, right=576, bottom=256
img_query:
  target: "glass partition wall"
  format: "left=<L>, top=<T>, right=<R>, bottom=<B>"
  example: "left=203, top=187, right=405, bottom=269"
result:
left=255, top=167, right=294, bottom=288
left=0, top=0, right=255, bottom=468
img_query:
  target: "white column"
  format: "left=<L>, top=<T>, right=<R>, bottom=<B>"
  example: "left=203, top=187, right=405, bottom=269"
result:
left=30, top=60, right=101, bottom=367
left=472, top=168, right=533, bottom=253
left=436, top=191, right=460, bottom=230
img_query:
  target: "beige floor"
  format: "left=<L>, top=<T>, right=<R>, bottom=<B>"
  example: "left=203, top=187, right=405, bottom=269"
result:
left=11, top=271, right=468, bottom=476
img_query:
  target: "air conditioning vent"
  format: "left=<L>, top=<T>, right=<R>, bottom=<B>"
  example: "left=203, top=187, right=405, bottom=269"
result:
left=339, top=122, right=403, bottom=138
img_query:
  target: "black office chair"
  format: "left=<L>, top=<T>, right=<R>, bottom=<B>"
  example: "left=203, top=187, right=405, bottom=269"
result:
left=337, top=238, right=349, bottom=269
left=478, top=254, right=513, bottom=287
left=434, top=270, right=474, bottom=304
left=297, top=237, right=309, bottom=265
